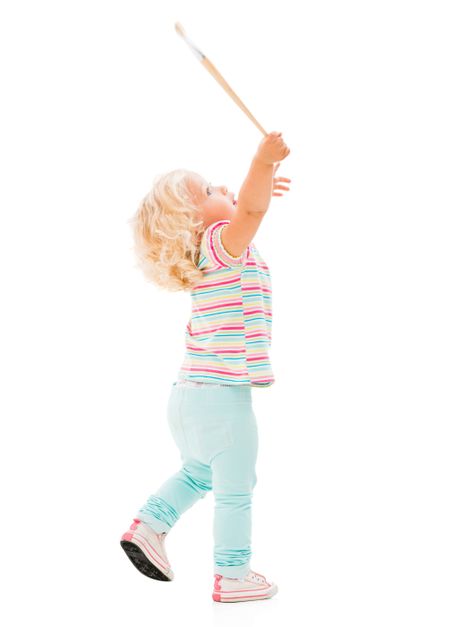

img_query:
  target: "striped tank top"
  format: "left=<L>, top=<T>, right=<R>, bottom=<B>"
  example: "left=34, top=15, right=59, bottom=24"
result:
left=178, top=219, right=274, bottom=387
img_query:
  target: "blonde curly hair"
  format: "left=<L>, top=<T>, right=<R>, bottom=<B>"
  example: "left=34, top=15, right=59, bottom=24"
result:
left=128, top=168, right=206, bottom=292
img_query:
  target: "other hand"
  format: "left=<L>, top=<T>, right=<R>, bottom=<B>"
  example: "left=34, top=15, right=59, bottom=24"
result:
left=272, top=162, right=292, bottom=197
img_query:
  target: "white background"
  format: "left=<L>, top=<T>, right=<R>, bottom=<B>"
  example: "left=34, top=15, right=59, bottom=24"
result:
left=1, top=0, right=449, bottom=625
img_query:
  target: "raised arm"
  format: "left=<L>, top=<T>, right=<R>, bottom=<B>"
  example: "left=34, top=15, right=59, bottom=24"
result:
left=221, top=131, right=291, bottom=258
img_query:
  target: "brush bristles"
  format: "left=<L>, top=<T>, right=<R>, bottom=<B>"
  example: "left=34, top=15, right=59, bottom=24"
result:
left=174, top=22, right=185, bottom=38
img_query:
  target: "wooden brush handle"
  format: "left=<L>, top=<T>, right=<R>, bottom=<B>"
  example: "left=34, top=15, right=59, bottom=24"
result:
left=202, top=57, right=268, bottom=136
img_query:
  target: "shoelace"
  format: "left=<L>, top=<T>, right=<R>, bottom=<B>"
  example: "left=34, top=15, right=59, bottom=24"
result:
left=249, top=572, right=265, bottom=584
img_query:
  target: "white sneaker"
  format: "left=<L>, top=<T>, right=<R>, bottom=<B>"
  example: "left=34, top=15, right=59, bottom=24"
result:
left=120, top=518, right=174, bottom=581
left=212, top=569, right=278, bottom=602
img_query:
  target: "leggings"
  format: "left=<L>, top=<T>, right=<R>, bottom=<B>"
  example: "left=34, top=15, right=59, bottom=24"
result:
left=136, top=381, right=259, bottom=579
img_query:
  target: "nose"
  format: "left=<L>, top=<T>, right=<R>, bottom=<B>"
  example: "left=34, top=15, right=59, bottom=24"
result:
left=219, top=185, right=227, bottom=195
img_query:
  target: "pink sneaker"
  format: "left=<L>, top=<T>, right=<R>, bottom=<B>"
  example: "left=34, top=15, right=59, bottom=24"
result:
left=120, top=518, right=174, bottom=581
left=212, top=569, right=278, bottom=602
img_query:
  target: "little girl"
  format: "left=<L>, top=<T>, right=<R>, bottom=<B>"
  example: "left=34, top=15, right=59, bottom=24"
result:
left=120, top=131, right=291, bottom=603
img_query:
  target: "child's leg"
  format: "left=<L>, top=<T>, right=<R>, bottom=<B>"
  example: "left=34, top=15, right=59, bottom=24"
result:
left=135, top=383, right=213, bottom=532
left=136, top=459, right=212, bottom=532
left=210, top=401, right=258, bottom=579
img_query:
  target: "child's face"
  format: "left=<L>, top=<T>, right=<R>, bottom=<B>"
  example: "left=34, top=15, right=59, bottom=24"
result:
left=187, top=172, right=236, bottom=227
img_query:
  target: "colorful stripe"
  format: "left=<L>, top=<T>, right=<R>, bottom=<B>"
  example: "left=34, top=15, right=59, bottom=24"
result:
left=178, top=219, right=274, bottom=387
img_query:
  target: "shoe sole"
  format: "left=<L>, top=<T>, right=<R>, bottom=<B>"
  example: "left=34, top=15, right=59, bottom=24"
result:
left=120, top=539, right=172, bottom=581
left=212, top=584, right=278, bottom=602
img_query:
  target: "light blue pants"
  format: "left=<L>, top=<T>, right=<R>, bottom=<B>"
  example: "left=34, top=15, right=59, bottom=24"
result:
left=136, top=381, right=259, bottom=579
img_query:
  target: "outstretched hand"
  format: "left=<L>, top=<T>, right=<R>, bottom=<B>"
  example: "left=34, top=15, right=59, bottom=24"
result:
left=272, top=162, right=291, bottom=197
